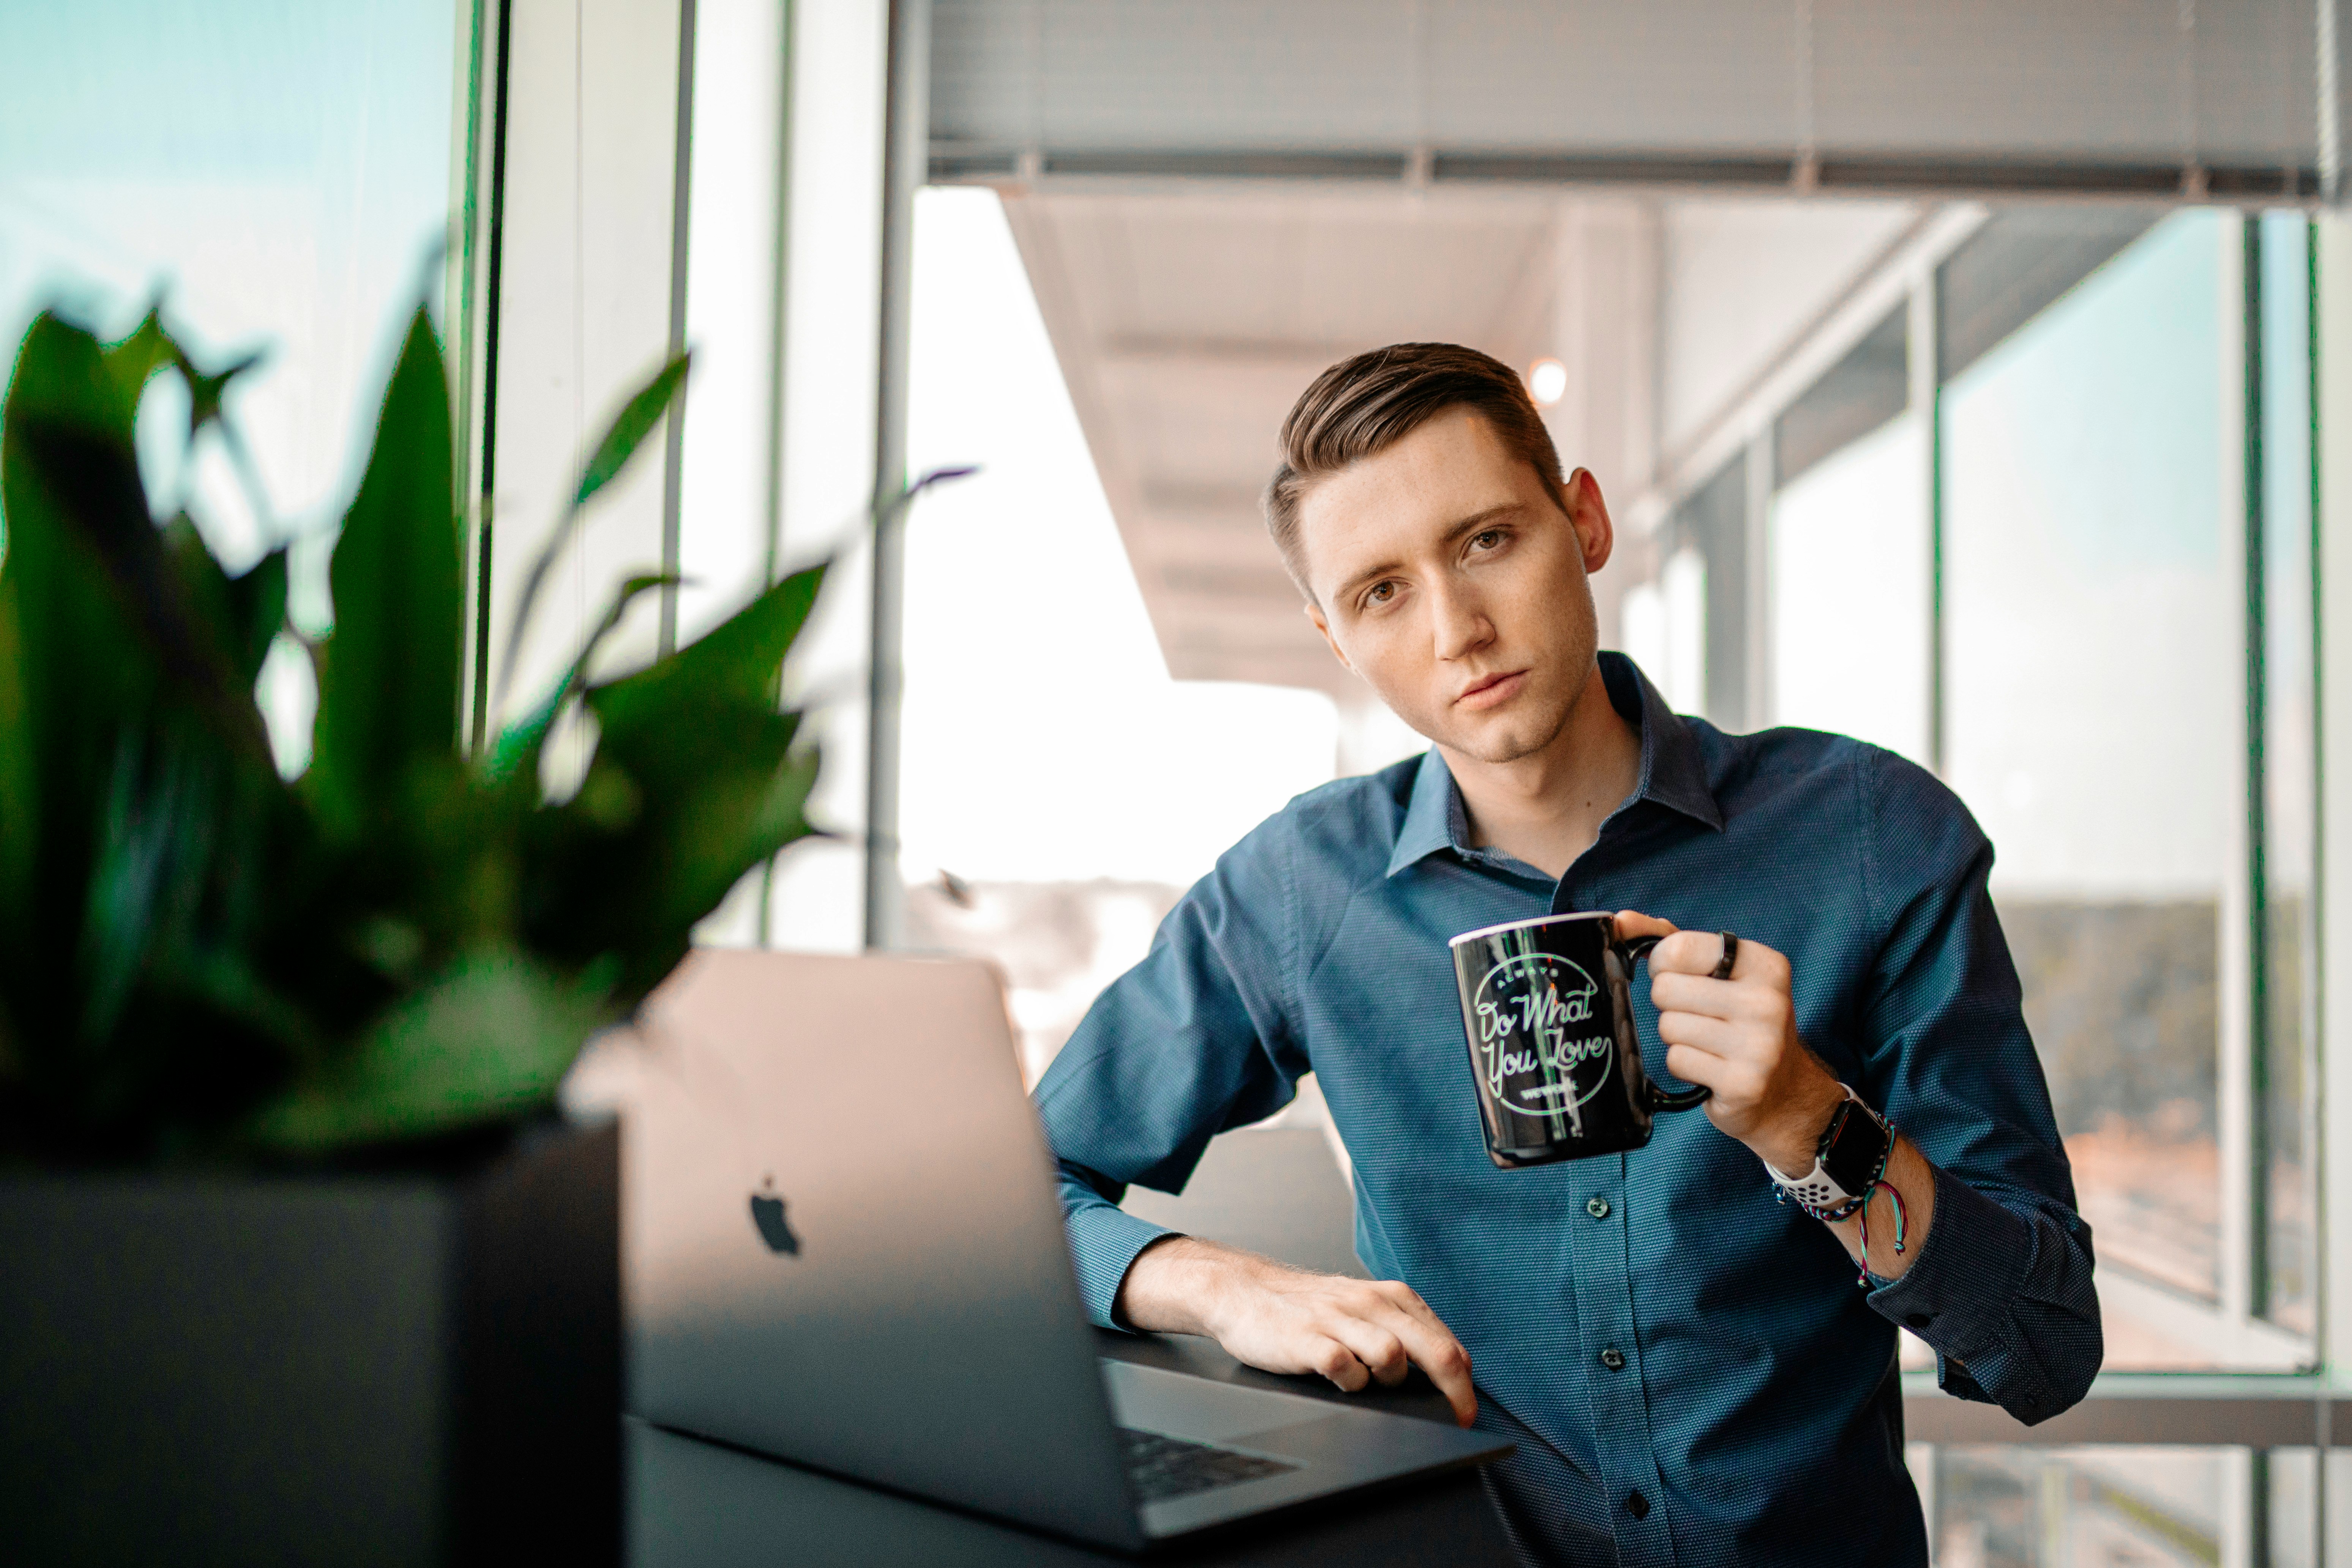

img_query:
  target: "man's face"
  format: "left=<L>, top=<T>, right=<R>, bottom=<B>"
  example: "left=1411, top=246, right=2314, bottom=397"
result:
left=1297, top=406, right=1613, bottom=766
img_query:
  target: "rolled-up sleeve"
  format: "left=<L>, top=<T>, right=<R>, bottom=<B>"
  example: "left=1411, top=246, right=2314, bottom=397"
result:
left=1032, top=820, right=1308, bottom=1328
left=1858, top=749, right=2103, bottom=1423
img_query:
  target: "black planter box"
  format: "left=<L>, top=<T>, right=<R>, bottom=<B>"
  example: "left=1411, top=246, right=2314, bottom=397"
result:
left=0, top=1118, right=619, bottom=1566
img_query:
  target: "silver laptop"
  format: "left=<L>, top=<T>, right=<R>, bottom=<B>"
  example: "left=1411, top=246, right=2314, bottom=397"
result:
left=618, top=948, right=1511, bottom=1552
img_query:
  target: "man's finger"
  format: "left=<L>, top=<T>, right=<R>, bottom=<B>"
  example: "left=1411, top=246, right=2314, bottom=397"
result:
left=1374, top=1280, right=1454, bottom=1342
left=1323, top=1315, right=1411, bottom=1387
left=1613, top=909, right=1678, bottom=942
left=1645, top=928, right=1740, bottom=978
left=1662, top=1041, right=1739, bottom=1094
left=1653, top=1009, right=1751, bottom=1059
left=1648, top=970, right=1787, bottom=1020
left=1371, top=1305, right=1479, bottom=1427
left=1306, top=1335, right=1372, bottom=1393
left=1647, top=971, right=1739, bottom=1018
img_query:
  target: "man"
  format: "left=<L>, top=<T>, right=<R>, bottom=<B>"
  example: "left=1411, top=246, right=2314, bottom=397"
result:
left=1033, top=343, right=2097, bottom=1565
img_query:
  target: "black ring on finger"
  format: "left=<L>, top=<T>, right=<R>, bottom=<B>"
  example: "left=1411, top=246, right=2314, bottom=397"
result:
left=1712, top=931, right=1739, bottom=981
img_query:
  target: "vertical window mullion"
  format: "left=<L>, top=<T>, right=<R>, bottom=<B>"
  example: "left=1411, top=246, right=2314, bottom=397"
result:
left=1912, top=269, right=1945, bottom=779
left=2249, top=214, right=2273, bottom=1323
left=2305, top=214, right=2328, bottom=1376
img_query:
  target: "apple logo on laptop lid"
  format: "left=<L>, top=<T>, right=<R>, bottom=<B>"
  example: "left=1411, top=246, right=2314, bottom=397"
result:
left=749, top=1174, right=800, bottom=1256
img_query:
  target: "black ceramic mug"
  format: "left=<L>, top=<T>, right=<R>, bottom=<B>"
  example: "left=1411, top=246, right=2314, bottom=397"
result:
left=1448, top=912, right=1711, bottom=1167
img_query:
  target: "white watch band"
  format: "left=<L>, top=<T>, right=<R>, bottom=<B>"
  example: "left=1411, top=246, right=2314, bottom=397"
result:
left=1762, top=1084, right=1863, bottom=1210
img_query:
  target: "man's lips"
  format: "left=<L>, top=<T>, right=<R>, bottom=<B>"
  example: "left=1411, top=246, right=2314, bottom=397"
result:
left=1454, top=670, right=1529, bottom=710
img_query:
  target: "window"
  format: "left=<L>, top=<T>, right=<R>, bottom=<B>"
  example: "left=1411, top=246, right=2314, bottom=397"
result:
left=1664, top=457, right=1753, bottom=729
left=1942, top=211, right=2258, bottom=1366
left=1772, top=404, right=1931, bottom=763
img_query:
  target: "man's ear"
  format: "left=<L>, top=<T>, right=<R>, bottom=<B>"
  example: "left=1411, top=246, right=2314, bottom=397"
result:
left=1304, top=600, right=1355, bottom=674
left=1563, top=467, right=1616, bottom=574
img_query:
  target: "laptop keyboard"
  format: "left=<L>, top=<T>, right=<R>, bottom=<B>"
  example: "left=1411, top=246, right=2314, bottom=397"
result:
left=1118, top=1426, right=1300, bottom=1503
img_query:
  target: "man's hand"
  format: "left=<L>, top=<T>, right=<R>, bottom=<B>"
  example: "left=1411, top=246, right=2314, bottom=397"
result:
left=1617, top=911, right=1939, bottom=1279
left=1614, top=911, right=1846, bottom=1176
left=1114, top=1235, right=1478, bottom=1427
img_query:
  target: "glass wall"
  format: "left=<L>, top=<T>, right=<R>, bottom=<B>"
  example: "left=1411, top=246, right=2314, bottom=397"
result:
left=1686, top=205, right=2328, bottom=1377
left=1943, top=211, right=2239, bottom=1363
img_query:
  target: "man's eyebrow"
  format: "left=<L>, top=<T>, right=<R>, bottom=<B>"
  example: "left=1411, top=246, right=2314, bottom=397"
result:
left=1332, top=503, right=1527, bottom=601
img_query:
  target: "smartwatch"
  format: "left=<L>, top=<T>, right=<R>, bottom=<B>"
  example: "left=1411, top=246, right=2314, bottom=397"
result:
left=1764, top=1085, right=1894, bottom=1215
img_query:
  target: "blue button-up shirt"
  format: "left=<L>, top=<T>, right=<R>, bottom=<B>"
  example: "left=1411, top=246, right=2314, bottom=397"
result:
left=1034, top=654, right=2100, bottom=1567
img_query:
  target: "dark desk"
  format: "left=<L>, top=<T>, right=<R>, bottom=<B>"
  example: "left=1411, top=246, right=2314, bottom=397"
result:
left=629, top=1328, right=1516, bottom=1566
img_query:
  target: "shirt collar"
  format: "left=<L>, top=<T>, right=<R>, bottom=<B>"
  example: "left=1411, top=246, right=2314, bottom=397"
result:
left=1383, top=652, right=1724, bottom=879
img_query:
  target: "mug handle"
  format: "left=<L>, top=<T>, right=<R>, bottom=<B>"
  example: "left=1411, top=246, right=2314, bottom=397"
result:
left=1614, top=934, right=1712, bottom=1113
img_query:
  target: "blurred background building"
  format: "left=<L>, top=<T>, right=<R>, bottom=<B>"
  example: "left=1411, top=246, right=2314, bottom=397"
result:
left=6, top=1, right=2351, bottom=1561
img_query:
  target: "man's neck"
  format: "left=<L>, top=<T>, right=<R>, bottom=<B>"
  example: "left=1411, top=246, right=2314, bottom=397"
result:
left=1439, top=663, right=1642, bottom=881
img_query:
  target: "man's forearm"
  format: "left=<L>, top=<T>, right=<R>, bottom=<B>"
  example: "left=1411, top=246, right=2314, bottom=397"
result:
left=1115, top=1234, right=1241, bottom=1335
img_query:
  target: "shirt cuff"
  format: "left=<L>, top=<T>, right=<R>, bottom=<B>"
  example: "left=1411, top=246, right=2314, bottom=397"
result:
left=1066, top=1200, right=1182, bottom=1330
left=1863, top=1164, right=2053, bottom=1415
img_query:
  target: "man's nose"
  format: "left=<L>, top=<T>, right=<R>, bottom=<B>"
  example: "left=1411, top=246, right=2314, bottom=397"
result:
left=1428, top=580, right=1494, bottom=662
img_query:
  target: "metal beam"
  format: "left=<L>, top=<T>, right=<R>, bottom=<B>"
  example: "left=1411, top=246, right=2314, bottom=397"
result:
left=1904, top=1374, right=2338, bottom=1449
left=933, top=145, right=2325, bottom=205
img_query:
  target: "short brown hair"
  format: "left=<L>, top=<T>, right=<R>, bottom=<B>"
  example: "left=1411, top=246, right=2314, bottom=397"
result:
left=1263, top=342, right=1567, bottom=599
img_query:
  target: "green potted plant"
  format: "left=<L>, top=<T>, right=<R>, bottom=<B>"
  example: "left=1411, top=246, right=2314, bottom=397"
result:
left=0, top=297, right=863, bottom=1563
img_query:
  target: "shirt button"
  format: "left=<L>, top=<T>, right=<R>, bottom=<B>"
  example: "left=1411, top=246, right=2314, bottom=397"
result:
left=1600, top=1347, right=1626, bottom=1371
left=1626, top=1490, right=1650, bottom=1519
left=1586, top=1196, right=1611, bottom=1219
left=1905, top=1313, right=1934, bottom=1330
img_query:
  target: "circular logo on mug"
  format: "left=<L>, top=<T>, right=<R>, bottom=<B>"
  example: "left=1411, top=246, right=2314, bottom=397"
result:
left=1470, top=952, right=1615, bottom=1127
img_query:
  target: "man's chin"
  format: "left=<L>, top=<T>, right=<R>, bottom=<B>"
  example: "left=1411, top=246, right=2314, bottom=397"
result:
left=1435, top=718, right=1560, bottom=767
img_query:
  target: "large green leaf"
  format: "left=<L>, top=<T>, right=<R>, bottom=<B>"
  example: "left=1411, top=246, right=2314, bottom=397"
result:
left=96, top=306, right=265, bottom=446
left=586, top=561, right=825, bottom=734
left=99, top=309, right=179, bottom=418
left=494, top=352, right=689, bottom=709
left=223, top=548, right=289, bottom=686
left=306, top=307, right=461, bottom=841
left=0, top=317, right=174, bottom=987
left=529, top=706, right=817, bottom=1000
left=163, top=518, right=287, bottom=689
left=243, top=945, right=614, bottom=1152
left=574, top=352, right=690, bottom=508
left=495, top=563, right=831, bottom=999
left=484, top=570, right=678, bottom=786
left=605, top=707, right=817, bottom=927
left=76, top=724, right=204, bottom=1046
left=0, top=584, right=29, bottom=939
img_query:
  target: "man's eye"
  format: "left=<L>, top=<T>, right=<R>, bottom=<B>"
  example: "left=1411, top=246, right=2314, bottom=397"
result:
left=1365, top=581, right=1396, bottom=606
left=1470, top=529, right=1505, bottom=551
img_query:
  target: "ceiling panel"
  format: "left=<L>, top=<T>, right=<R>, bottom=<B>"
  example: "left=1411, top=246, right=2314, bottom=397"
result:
left=936, top=0, right=2330, bottom=181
